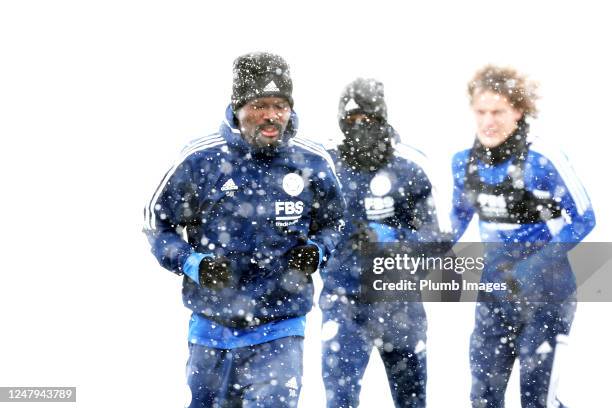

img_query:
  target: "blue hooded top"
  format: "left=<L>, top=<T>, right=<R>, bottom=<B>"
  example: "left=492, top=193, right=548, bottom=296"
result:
left=144, top=106, right=345, bottom=342
left=320, top=142, right=444, bottom=298
left=451, top=134, right=596, bottom=301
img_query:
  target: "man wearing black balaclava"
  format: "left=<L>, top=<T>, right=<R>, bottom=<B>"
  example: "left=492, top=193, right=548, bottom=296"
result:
left=319, top=78, right=446, bottom=408
left=337, top=78, right=395, bottom=171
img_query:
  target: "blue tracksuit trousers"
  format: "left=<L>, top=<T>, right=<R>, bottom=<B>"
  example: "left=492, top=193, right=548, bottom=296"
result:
left=186, top=336, right=303, bottom=408
left=470, top=301, right=575, bottom=408
left=321, top=300, right=427, bottom=407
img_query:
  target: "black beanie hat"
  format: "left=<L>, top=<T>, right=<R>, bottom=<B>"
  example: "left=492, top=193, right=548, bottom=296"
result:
left=338, top=78, right=387, bottom=122
left=231, top=52, right=293, bottom=112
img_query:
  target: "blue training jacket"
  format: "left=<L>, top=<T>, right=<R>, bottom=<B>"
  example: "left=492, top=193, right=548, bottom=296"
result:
left=451, top=136, right=596, bottom=301
left=321, top=143, right=443, bottom=298
left=144, top=106, right=345, bottom=329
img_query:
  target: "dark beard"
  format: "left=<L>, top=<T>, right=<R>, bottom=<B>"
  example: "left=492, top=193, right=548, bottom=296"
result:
left=252, top=122, right=282, bottom=148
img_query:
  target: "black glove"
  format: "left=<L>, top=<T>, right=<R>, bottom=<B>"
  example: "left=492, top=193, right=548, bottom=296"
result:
left=198, top=256, right=231, bottom=289
left=287, top=239, right=320, bottom=275
left=348, top=222, right=378, bottom=250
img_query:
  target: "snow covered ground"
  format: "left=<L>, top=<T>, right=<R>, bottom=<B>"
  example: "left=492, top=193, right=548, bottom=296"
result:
left=1, top=1, right=610, bottom=406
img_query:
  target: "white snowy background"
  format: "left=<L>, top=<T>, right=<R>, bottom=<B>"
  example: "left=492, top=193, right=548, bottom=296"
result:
left=1, top=1, right=610, bottom=407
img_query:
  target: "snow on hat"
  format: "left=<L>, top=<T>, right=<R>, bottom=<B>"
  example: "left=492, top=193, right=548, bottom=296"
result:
left=231, top=52, right=293, bottom=112
left=338, top=78, right=387, bottom=122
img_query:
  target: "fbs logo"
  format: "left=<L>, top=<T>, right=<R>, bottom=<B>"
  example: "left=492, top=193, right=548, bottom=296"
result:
left=364, top=196, right=395, bottom=220
left=221, top=178, right=238, bottom=197
left=275, top=201, right=304, bottom=227
left=477, top=193, right=508, bottom=217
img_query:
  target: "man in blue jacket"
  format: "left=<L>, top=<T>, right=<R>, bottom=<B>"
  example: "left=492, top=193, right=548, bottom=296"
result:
left=144, top=52, right=345, bottom=408
left=451, top=65, right=596, bottom=407
left=320, top=78, right=445, bottom=408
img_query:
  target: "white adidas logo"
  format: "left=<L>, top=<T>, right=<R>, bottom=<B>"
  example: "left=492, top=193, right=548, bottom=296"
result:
left=536, top=340, right=553, bottom=354
left=344, top=98, right=359, bottom=111
left=263, top=81, right=280, bottom=92
left=221, top=178, right=238, bottom=192
left=415, top=340, right=426, bottom=354
left=285, top=377, right=298, bottom=390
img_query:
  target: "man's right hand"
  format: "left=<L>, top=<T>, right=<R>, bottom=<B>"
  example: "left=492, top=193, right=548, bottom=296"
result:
left=198, top=256, right=231, bottom=289
left=348, top=222, right=378, bottom=250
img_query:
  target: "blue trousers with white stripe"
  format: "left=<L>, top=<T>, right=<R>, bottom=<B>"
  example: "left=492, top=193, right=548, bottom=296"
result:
left=321, top=299, right=427, bottom=408
left=185, top=336, right=303, bottom=408
left=470, top=301, right=575, bottom=408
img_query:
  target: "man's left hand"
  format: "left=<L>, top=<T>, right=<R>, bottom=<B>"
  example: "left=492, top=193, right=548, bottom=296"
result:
left=287, top=240, right=320, bottom=275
